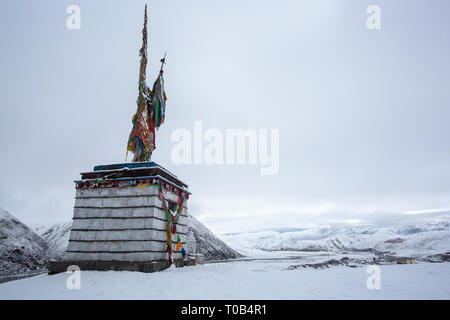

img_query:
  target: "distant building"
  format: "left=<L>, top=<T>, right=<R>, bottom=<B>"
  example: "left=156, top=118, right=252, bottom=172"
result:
left=396, top=258, right=416, bottom=264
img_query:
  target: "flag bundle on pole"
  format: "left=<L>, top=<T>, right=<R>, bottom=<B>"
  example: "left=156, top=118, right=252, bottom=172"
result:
left=127, top=5, right=167, bottom=162
left=151, top=73, right=167, bottom=129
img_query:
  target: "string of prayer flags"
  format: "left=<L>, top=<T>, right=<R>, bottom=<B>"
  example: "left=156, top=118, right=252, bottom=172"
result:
left=157, top=181, right=186, bottom=264
left=175, top=234, right=182, bottom=251
left=137, top=183, right=151, bottom=188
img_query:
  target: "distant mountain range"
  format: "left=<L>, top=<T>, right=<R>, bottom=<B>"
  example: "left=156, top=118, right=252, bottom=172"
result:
left=220, top=222, right=450, bottom=259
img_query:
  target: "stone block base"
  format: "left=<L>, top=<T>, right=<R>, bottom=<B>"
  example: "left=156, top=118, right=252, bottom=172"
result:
left=48, top=259, right=184, bottom=274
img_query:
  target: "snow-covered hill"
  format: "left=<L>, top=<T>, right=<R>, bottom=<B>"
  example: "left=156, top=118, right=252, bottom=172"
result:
left=220, top=221, right=450, bottom=259
left=31, top=222, right=71, bottom=259
left=186, top=214, right=242, bottom=261
left=30, top=215, right=242, bottom=262
left=0, top=208, right=49, bottom=276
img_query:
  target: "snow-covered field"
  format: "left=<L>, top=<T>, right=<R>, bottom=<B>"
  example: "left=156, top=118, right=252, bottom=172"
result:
left=0, top=253, right=449, bottom=299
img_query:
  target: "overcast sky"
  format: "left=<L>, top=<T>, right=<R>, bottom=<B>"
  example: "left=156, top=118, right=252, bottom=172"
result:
left=0, top=0, right=449, bottom=234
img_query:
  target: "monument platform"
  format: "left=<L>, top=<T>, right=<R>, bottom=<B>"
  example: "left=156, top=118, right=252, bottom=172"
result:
left=49, top=162, right=191, bottom=274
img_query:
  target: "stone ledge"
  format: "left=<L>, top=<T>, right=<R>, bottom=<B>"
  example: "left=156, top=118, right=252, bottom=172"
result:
left=48, top=259, right=185, bottom=274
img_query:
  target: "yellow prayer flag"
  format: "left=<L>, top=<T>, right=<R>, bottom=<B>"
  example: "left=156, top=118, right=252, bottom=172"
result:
left=137, top=183, right=151, bottom=188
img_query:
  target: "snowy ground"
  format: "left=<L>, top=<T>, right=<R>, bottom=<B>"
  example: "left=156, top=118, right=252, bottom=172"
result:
left=0, top=252, right=449, bottom=299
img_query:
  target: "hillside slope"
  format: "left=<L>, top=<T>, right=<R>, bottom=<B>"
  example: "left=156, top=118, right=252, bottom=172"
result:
left=32, top=222, right=71, bottom=259
left=0, top=208, right=49, bottom=276
left=186, top=214, right=243, bottom=261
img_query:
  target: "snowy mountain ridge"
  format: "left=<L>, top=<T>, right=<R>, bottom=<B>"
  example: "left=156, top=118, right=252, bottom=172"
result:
left=220, top=221, right=450, bottom=258
left=30, top=221, right=72, bottom=259
left=0, top=208, right=49, bottom=276
left=186, top=214, right=243, bottom=261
